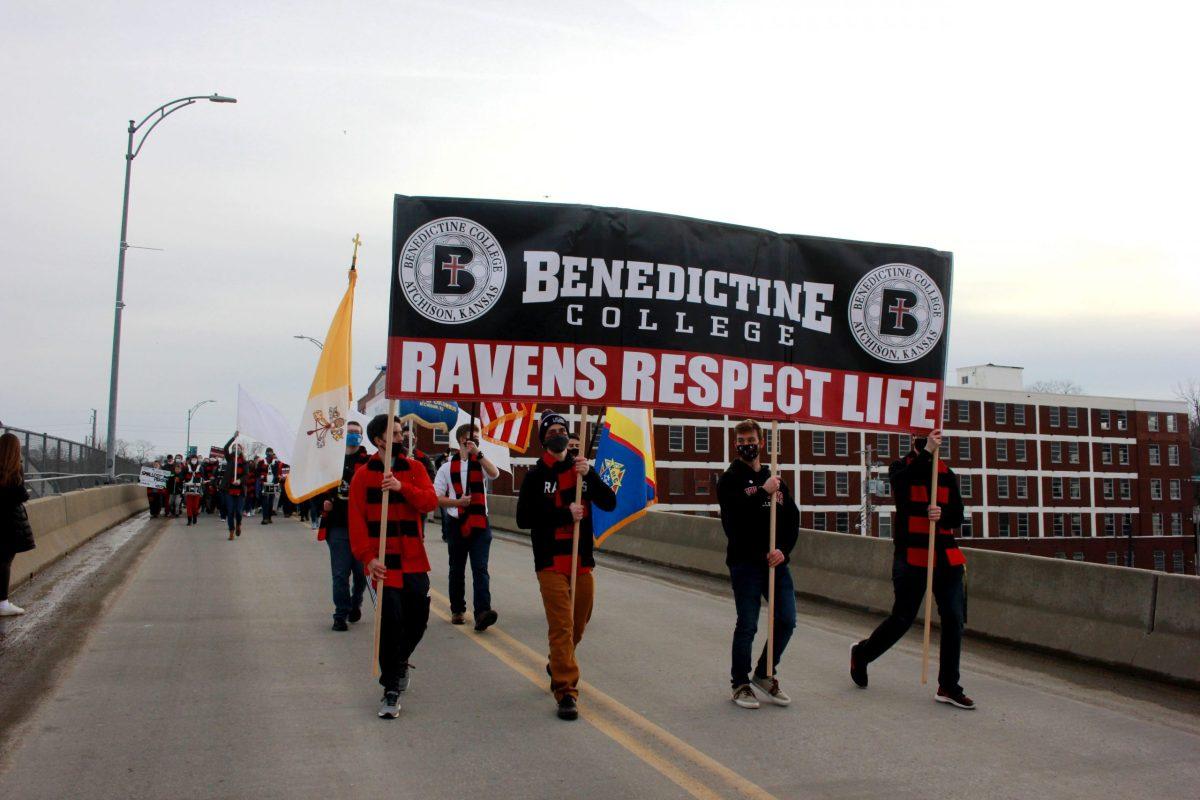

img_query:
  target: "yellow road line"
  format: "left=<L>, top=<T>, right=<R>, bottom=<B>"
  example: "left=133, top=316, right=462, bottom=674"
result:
left=428, top=589, right=777, bottom=800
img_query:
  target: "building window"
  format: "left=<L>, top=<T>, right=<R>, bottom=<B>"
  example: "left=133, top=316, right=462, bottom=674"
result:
left=997, top=476, right=1010, bottom=500
left=1071, top=513, right=1082, bottom=536
left=695, top=473, right=711, bottom=496
left=1016, top=475, right=1028, bottom=499
left=1017, top=513, right=1029, bottom=537
left=1013, top=405, right=1026, bottom=425
left=1015, top=439, right=1027, bottom=462
left=875, top=434, right=889, bottom=458
left=878, top=515, right=892, bottom=539
left=1116, top=410, right=1128, bottom=430
left=835, top=432, right=849, bottom=457
left=812, top=512, right=827, bottom=531
left=898, top=434, right=911, bottom=455
left=1171, top=513, right=1182, bottom=535
left=995, top=403, right=1007, bottom=425
left=1106, top=552, right=1118, bottom=566
left=1050, top=442, right=1062, bottom=464
left=812, top=472, right=826, bottom=496
left=668, top=425, right=684, bottom=453
left=433, top=428, right=449, bottom=445
left=1118, top=445, right=1129, bottom=466
left=875, top=475, right=891, bottom=497
left=1169, top=479, right=1181, bottom=500
left=957, top=401, right=970, bottom=423
left=812, top=431, right=826, bottom=456
left=958, top=437, right=970, bottom=460
left=1103, top=480, right=1114, bottom=500
left=939, top=438, right=950, bottom=460
left=1099, top=409, right=1111, bottom=429
left=1101, top=444, right=1112, bottom=465
left=1168, top=445, right=1179, bottom=466
left=961, top=516, right=973, bottom=537
left=1073, top=552, right=1085, bottom=561
left=1150, top=479, right=1162, bottom=500
left=1068, top=442, right=1080, bottom=464
left=1173, top=551, right=1185, bottom=572
left=1166, top=414, right=1178, bottom=433
left=1051, top=477, right=1063, bottom=500
left=943, top=400, right=951, bottom=424
left=996, top=515, right=1010, bottom=537
left=1152, top=513, right=1162, bottom=535
left=835, top=472, right=849, bottom=497
left=1147, top=413, right=1159, bottom=432
left=1153, top=550, right=1166, bottom=571
left=694, top=426, right=710, bottom=454
left=1066, top=407, right=1078, bottom=428
left=1148, top=445, right=1160, bottom=466
left=996, top=439, right=1008, bottom=461
left=959, top=474, right=972, bottom=498
left=1120, top=480, right=1131, bottom=500
left=1069, top=478, right=1081, bottom=500
left=668, top=469, right=684, bottom=496
left=835, top=512, right=849, bottom=533
left=1049, top=407, right=1061, bottom=427
left=1104, top=515, right=1115, bottom=536
left=1053, top=514, right=1065, bottom=536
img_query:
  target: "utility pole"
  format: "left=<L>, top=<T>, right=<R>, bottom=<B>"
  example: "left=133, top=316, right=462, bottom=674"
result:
left=90, top=409, right=98, bottom=448
left=859, top=444, right=873, bottom=537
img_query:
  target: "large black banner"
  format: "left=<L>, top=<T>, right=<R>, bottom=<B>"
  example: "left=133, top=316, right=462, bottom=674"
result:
left=388, top=196, right=952, bottom=432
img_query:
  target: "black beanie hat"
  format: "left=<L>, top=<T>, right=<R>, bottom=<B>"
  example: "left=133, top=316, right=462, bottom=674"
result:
left=538, top=410, right=569, bottom=443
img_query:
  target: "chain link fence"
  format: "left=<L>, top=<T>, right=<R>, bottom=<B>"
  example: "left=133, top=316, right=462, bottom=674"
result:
left=0, top=425, right=141, bottom=498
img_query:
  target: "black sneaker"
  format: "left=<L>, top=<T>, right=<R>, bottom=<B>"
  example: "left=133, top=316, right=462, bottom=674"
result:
left=451, top=612, right=466, bottom=625
left=378, top=690, right=401, bottom=719
left=556, top=695, right=578, bottom=721
left=850, top=642, right=868, bottom=688
left=332, top=619, right=349, bottom=632
left=935, top=688, right=976, bottom=710
left=474, top=609, right=499, bottom=631
left=348, top=606, right=362, bottom=624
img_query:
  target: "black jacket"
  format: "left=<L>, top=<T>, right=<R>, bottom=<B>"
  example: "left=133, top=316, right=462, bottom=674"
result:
left=516, top=455, right=616, bottom=573
left=319, top=447, right=372, bottom=530
left=0, top=482, right=35, bottom=555
left=717, top=459, right=800, bottom=567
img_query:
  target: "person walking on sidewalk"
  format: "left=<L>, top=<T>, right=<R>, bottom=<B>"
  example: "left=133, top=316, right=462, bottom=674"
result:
left=849, top=430, right=975, bottom=710
left=349, top=413, right=438, bottom=719
left=515, top=411, right=616, bottom=721
left=434, top=422, right=500, bottom=631
left=717, top=419, right=800, bottom=710
left=320, top=420, right=371, bottom=631
left=0, top=432, right=35, bottom=616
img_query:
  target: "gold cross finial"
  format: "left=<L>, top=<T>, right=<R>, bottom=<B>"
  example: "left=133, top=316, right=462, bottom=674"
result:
left=350, top=233, right=362, bottom=270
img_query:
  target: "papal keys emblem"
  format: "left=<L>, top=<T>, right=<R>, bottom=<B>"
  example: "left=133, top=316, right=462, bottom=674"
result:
left=307, top=407, right=346, bottom=449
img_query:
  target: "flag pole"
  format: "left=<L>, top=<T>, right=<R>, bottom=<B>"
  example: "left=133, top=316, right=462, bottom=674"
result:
left=766, top=419, right=779, bottom=679
left=569, top=405, right=590, bottom=616
left=371, top=400, right=398, bottom=677
left=920, top=440, right=941, bottom=685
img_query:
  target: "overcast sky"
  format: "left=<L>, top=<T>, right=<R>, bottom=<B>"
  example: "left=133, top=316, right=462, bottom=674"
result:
left=2, top=1, right=1196, bottom=457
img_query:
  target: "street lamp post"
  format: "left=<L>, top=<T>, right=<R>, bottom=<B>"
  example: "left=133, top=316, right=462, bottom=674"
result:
left=293, top=334, right=324, bottom=350
left=186, top=400, right=216, bottom=454
left=104, top=94, right=237, bottom=480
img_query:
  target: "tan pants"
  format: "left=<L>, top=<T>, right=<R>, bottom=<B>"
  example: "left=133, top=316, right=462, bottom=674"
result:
left=537, top=570, right=594, bottom=701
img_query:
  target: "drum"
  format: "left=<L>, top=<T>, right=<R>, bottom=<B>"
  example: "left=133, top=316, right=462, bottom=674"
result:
left=262, top=483, right=280, bottom=496
left=184, top=484, right=203, bottom=496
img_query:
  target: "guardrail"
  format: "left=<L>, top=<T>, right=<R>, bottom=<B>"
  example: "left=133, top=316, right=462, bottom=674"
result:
left=0, top=425, right=141, bottom=498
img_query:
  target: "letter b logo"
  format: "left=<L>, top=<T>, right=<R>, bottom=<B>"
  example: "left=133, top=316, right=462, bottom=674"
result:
left=879, top=288, right=918, bottom=336
left=433, top=245, right=475, bottom=295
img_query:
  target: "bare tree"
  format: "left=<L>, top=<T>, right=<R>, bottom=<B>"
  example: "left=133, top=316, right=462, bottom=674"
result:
left=1028, top=379, right=1085, bottom=395
left=130, top=439, right=157, bottom=463
left=1173, top=379, right=1200, bottom=449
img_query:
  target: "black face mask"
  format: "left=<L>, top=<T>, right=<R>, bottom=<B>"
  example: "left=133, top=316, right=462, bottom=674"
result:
left=737, top=443, right=759, bottom=462
left=545, top=434, right=569, bottom=454
left=567, top=447, right=580, bottom=460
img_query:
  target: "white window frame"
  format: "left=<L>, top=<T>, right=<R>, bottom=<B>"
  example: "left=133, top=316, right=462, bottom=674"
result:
left=694, top=426, right=710, bottom=454
left=1013, top=405, right=1026, bottom=425
left=1051, top=477, right=1063, bottom=500
left=996, top=475, right=1009, bottom=499
left=1150, top=479, right=1162, bottom=501
left=835, top=471, right=849, bottom=497
left=1015, top=439, right=1027, bottom=462
left=995, top=403, right=1007, bottom=425
left=668, top=425, right=685, bottom=453
left=812, top=471, right=826, bottom=497
left=812, top=431, right=826, bottom=456
left=834, top=432, right=849, bottom=457
left=1016, top=475, right=1028, bottom=499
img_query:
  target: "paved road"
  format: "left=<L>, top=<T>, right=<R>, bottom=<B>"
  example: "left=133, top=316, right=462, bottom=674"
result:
left=1, top=511, right=1198, bottom=800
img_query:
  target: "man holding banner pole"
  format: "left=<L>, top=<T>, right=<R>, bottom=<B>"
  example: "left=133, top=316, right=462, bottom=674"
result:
left=516, top=410, right=615, bottom=721
left=849, top=431, right=975, bottom=709
left=718, top=419, right=799, bottom=709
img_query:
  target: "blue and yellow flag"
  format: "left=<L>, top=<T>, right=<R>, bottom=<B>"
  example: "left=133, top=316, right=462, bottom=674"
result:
left=592, top=407, right=657, bottom=545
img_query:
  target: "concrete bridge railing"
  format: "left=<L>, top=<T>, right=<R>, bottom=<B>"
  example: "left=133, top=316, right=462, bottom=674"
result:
left=487, top=495, right=1200, bottom=685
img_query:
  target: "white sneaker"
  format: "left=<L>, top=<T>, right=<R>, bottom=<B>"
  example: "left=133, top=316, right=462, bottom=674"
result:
left=751, top=675, right=792, bottom=706
left=0, top=600, right=26, bottom=616
left=731, top=684, right=760, bottom=709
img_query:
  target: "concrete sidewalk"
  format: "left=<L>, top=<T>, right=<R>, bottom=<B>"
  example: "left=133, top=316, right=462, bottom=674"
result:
left=0, top=512, right=1197, bottom=800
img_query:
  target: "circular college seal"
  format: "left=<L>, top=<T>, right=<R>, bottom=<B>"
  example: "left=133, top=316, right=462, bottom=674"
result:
left=847, top=264, right=946, bottom=364
left=397, top=217, right=507, bottom=324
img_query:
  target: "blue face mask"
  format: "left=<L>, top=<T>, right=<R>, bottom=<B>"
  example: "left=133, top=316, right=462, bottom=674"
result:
left=347, top=432, right=362, bottom=447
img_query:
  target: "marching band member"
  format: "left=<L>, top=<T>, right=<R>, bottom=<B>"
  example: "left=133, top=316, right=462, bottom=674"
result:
left=182, top=454, right=206, bottom=526
left=258, top=448, right=282, bottom=525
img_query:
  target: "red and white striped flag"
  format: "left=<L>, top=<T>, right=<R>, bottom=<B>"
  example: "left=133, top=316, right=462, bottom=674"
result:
left=479, top=402, right=537, bottom=453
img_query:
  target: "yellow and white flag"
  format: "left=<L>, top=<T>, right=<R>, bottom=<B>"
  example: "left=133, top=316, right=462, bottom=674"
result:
left=285, top=266, right=357, bottom=502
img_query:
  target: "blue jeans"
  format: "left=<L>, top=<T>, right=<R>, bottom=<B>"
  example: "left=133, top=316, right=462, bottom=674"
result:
left=325, top=526, right=366, bottom=622
left=729, top=562, right=797, bottom=687
left=859, top=553, right=965, bottom=693
left=225, top=494, right=244, bottom=531
left=443, top=515, right=493, bottom=615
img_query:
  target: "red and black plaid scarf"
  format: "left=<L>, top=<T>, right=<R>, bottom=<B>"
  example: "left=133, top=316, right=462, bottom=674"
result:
left=546, top=453, right=582, bottom=574
left=449, top=453, right=488, bottom=537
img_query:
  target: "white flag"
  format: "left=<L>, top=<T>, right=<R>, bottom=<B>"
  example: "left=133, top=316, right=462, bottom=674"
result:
left=236, top=385, right=296, bottom=463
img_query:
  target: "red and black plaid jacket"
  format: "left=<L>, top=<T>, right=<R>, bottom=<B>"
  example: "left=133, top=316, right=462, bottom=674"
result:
left=348, top=452, right=438, bottom=589
left=889, top=449, right=966, bottom=570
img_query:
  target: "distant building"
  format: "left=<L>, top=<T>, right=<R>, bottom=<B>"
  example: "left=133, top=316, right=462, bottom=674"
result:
left=358, top=364, right=1196, bottom=574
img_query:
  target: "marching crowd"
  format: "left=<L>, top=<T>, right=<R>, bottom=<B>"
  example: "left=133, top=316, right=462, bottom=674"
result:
left=132, top=410, right=974, bottom=722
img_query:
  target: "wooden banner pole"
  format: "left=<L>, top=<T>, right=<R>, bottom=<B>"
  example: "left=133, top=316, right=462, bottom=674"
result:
left=920, top=440, right=941, bottom=686
left=569, top=405, right=590, bottom=617
left=766, top=419, right=779, bottom=679
left=371, top=400, right=398, bottom=677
